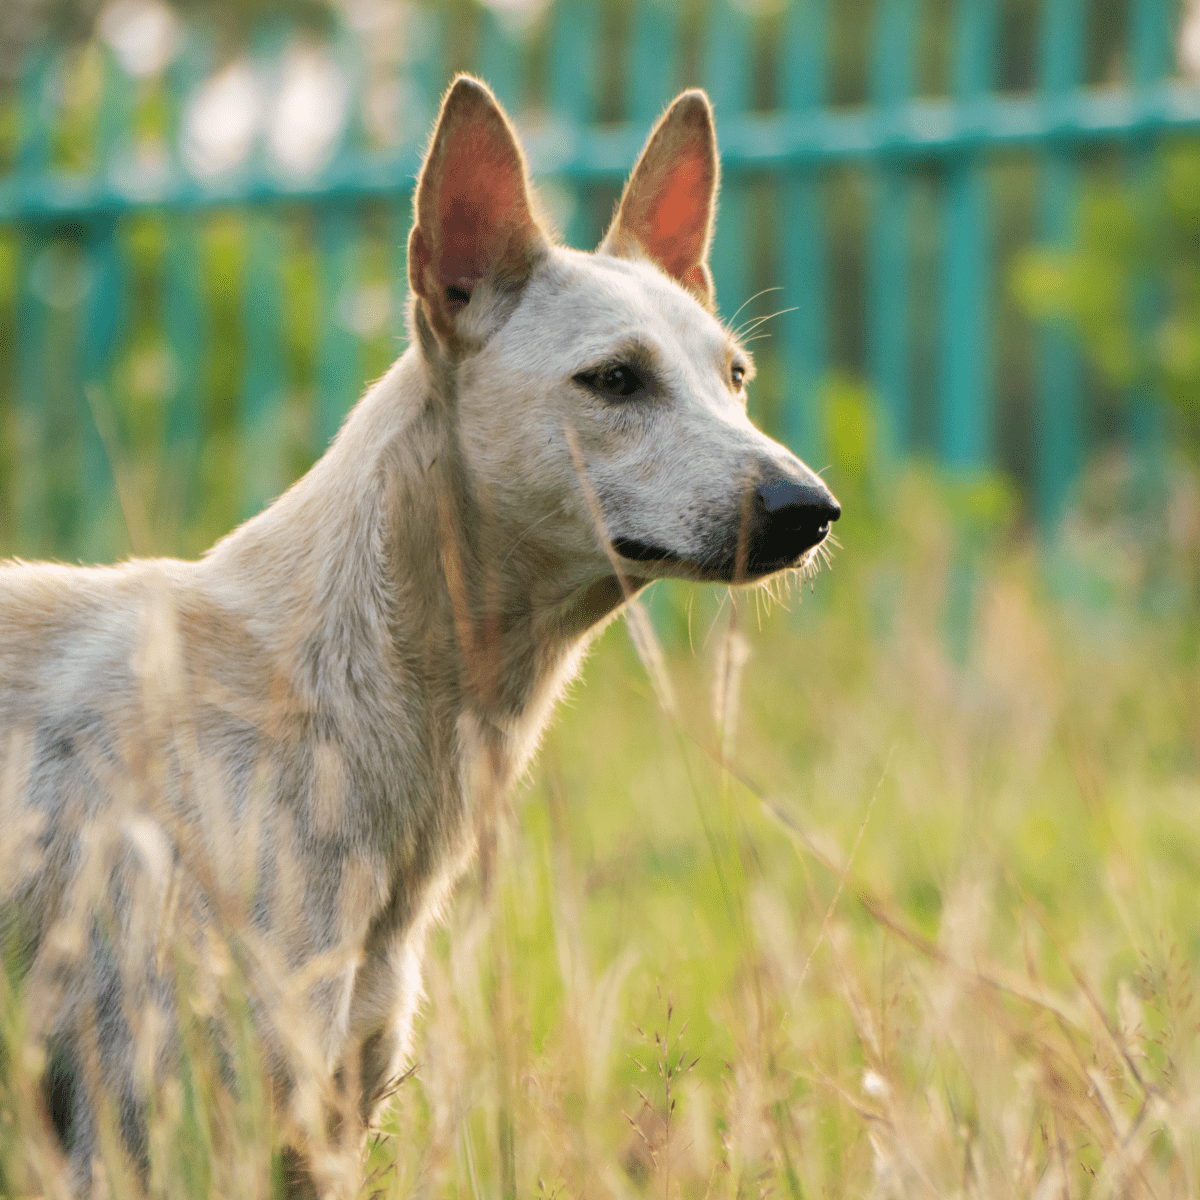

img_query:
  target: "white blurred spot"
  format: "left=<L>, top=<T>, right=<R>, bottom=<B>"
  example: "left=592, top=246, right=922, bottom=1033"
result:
left=266, top=43, right=350, bottom=179
left=1181, top=0, right=1200, bottom=79
left=862, top=1069, right=890, bottom=1098
left=481, top=0, right=549, bottom=17
left=182, top=59, right=265, bottom=179
left=340, top=282, right=392, bottom=338
left=98, top=0, right=180, bottom=78
left=909, top=103, right=954, bottom=142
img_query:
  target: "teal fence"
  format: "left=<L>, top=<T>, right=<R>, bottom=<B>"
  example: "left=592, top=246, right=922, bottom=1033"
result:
left=1, top=0, right=1198, bottom=562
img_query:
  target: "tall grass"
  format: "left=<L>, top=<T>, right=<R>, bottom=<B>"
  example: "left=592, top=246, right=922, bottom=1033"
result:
left=4, top=447, right=1200, bottom=1198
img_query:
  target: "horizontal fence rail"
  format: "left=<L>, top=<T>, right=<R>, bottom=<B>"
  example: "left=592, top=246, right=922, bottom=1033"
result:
left=3, top=85, right=1200, bottom=223
left=0, top=0, right=1197, bottom=564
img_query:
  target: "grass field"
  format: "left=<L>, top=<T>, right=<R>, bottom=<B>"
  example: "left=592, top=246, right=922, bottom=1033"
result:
left=3, top=451, right=1200, bottom=1198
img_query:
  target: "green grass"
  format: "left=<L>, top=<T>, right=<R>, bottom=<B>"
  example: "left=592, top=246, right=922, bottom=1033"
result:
left=4, top=456, right=1200, bottom=1198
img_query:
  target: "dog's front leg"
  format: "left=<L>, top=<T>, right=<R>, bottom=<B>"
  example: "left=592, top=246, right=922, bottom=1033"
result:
left=348, top=930, right=427, bottom=1130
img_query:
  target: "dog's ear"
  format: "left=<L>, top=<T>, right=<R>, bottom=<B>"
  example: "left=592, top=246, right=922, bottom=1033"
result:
left=408, top=75, right=548, bottom=343
left=600, top=89, right=719, bottom=306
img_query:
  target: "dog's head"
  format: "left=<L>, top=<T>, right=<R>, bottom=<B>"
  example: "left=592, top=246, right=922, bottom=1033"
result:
left=407, top=75, right=839, bottom=609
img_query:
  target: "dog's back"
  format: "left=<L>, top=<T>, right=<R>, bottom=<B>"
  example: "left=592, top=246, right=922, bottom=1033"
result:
left=1, top=561, right=180, bottom=932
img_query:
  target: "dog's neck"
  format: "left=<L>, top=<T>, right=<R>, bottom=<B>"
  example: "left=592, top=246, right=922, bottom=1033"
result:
left=203, top=337, right=625, bottom=791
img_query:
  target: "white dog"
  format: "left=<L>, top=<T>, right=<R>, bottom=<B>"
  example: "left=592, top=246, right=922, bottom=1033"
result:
left=0, top=74, right=839, bottom=1194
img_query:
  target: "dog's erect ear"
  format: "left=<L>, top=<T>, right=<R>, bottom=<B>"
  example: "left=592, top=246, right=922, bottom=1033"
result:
left=600, top=89, right=719, bottom=306
left=408, top=75, right=547, bottom=342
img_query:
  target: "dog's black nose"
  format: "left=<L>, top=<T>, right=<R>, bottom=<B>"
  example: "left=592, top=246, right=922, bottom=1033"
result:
left=747, top=477, right=840, bottom=575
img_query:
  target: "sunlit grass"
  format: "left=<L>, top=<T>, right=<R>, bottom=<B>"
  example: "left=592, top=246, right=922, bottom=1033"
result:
left=3, top=454, right=1200, bottom=1198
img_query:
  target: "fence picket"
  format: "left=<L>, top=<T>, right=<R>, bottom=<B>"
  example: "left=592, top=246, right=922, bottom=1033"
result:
left=240, top=211, right=285, bottom=518
left=1131, top=0, right=1174, bottom=86
left=704, top=0, right=753, bottom=329
left=316, top=205, right=360, bottom=449
left=1127, top=0, right=1173, bottom=474
left=475, top=7, right=524, bottom=116
left=779, top=0, right=829, bottom=463
left=628, top=0, right=678, bottom=125
left=549, top=0, right=600, bottom=248
left=315, top=25, right=365, bottom=450
left=392, top=8, right=445, bottom=346
left=237, top=30, right=287, bottom=520
left=939, top=0, right=998, bottom=662
left=938, top=0, right=997, bottom=469
left=78, top=223, right=125, bottom=556
left=1035, top=0, right=1085, bottom=528
left=163, top=37, right=209, bottom=544
left=868, top=0, right=918, bottom=458
left=14, top=48, right=53, bottom=556
left=78, top=47, right=136, bottom=558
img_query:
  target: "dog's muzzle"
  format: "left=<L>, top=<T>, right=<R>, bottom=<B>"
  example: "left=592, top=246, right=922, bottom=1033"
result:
left=612, top=476, right=840, bottom=582
left=745, top=477, right=841, bottom=575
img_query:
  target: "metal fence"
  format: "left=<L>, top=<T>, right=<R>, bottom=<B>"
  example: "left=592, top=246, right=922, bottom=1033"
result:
left=1, top=0, right=1198, bottom=562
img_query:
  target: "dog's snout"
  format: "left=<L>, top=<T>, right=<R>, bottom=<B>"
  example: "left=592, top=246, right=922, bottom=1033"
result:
left=747, top=477, right=840, bottom=575
left=756, top=479, right=841, bottom=522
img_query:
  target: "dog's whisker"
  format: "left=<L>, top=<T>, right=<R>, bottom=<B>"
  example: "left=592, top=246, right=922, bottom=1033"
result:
left=726, top=285, right=784, bottom=332
left=734, top=305, right=799, bottom=339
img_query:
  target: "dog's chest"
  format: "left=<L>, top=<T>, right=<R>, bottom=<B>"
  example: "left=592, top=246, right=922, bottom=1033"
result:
left=335, top=626, right=589, bottom=1057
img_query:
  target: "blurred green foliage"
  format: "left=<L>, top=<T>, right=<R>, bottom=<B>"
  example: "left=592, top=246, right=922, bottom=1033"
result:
left=1015, top=140, right=1200, bottom=447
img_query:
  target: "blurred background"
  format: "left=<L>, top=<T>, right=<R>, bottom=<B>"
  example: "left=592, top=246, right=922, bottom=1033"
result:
left=0, top=0, right=1196, bottom=568
left=4, top=3, right=1200, bottom=1196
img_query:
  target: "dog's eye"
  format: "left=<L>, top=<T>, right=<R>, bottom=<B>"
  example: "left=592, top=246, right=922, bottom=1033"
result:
left=731, top=364, right=746, bottom=389
left=577, top=364, right=644, bottom=400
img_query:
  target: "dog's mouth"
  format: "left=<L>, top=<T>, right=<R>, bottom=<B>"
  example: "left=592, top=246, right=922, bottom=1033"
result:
left=611, top=528, right=832, bottom=583
left=611, top=537, right=684, bottom=566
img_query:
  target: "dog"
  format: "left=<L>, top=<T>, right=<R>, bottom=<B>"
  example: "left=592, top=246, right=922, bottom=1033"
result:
left=0, top=75, right=839, bottom=1193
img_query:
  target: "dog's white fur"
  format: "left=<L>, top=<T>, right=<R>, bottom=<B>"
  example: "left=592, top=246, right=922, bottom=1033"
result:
left=0, top=76, right=836, bottom=1192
